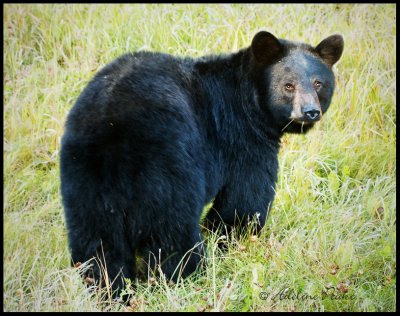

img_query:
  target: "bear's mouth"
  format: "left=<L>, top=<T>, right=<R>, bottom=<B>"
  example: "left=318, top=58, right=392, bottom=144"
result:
left=290, top=105, right=322, bottom=124
left=293, top=114, right=321, bottom=123
left=281, top=116, right=320, bottom=132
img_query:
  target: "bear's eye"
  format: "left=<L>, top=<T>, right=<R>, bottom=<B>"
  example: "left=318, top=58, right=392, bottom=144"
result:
left=314, top=80, right=322, bottom=89
left=284, top=83, right=295, bottom=91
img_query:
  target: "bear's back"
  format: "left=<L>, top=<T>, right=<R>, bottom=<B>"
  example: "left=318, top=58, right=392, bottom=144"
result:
left=64, top=51, right=199, bottom=144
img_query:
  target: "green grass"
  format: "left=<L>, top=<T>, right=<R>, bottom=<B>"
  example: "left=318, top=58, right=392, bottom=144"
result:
left=4, top=3, right=396, bottom=312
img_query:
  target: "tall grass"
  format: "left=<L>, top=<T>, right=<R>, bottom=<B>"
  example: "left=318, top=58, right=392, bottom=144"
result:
left=4, top=4, right=396, bottom=312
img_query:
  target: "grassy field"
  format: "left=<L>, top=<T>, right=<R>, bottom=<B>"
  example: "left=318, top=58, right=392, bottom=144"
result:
left=3, top=3, right=396, bottom=312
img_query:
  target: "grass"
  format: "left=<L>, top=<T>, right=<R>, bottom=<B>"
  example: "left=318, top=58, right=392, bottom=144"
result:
left=3, top=3, right=396, bottom=312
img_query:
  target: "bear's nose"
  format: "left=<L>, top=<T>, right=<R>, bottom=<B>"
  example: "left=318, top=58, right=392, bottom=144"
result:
left=302, top=105, right=321, bottom=121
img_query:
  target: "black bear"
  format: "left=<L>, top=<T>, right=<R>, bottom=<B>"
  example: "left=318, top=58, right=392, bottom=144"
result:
left=60, top=31, right=343, bottom=296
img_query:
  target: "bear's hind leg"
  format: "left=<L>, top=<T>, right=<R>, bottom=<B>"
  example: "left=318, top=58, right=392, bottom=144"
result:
left=90, top=240, right=136, bottom=299
left=67, top=215, right=137, bottom=299
left=139, top=224, right=205, bottom=282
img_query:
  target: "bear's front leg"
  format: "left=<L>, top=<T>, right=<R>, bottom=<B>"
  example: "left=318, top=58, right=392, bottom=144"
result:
left=203, top=175, right=276, bottom=240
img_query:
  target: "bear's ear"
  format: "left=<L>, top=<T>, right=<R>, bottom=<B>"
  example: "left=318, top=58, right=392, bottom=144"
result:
left=251, top=31, right=283, bottom=65
left=315, top=34, right=344, bottom=67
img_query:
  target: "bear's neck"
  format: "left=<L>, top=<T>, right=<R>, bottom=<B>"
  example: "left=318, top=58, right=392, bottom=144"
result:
left=192, top=49, right=282, bottom=154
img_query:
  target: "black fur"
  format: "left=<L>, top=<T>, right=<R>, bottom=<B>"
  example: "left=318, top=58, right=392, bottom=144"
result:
left=60, top=31, right=343, bottom=296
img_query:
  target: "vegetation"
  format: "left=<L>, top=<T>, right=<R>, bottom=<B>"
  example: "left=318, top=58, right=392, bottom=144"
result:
left=4, top=4, right=396, bottom=312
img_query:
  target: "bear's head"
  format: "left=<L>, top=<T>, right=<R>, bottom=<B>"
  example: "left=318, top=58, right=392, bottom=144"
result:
left=251, top=31, right=344, bottom=134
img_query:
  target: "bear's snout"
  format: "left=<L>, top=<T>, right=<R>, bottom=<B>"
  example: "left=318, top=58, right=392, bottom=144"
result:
left=302, top=105, right=321, bottom=122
